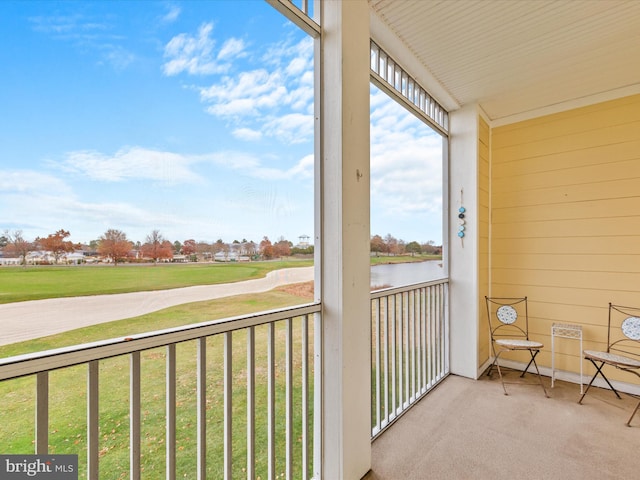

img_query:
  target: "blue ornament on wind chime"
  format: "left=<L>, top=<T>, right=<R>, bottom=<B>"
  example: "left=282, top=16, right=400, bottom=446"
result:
left=458, top=207, right=465, bottom=238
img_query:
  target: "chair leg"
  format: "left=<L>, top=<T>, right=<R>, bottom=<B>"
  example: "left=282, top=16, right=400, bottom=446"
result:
left=528, top=350, right=549, bottom=398
left=493, top=351, right=509, bottom=395
left=579, top=360, right=622, bottom=404
left=486, top=357, right=497, bottom=378
left=578, top=371, right=599, bottom=404
left=626, top=399, right=640, bottom=427
left=520, top=353, right=536, bottom=378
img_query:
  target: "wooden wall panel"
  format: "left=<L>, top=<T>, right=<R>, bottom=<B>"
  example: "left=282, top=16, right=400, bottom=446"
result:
left=489, top=94, right=640, bottom=386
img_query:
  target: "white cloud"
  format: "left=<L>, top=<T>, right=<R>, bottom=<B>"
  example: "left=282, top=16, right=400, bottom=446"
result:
left=232, top=128, right=263, bottom=141
left=102, top=45, right=136, bottom=70
left=163, top=23, right=231, bottom=76
left=263, top=113, right=313, bottom=145
left=205, top=151, right=313, bottom=181
left=0, top=170, right=72, bottom=195
left=201, top=69, right=288, bottom=116
left=370, top=89, right=444, bottom=221
left=286, top=154, right=314, bottom=180
left=218, top=38, right=246, bottom=61
left=197, top=36, right=314, bottom=144
left=56, top=147, right=204, bottom=184
left=161, top=4, right=181, bottom=24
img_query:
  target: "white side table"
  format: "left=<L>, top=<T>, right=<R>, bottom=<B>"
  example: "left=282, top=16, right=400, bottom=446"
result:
left=551, top=323, right=583, bottom=393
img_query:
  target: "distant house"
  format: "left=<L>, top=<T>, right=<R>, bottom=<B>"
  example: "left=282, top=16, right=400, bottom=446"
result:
left=297, top=235, right=311, bottom=248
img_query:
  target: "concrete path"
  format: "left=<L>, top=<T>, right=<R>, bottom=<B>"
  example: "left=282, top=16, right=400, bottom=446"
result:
left=0, top=267, right=314, bottom=346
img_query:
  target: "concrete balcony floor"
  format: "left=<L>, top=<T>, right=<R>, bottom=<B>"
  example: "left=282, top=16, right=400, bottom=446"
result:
left=364, top=372, right=640, bottom=480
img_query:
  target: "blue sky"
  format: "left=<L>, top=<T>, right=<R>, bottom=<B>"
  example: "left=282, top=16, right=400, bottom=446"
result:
left=0, top=1, right=443, bottom=247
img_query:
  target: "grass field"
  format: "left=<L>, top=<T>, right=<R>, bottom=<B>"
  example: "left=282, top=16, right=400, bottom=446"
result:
left=0, top=260, right=313, bottom=304
left=0, top=255, right=439, bottom=305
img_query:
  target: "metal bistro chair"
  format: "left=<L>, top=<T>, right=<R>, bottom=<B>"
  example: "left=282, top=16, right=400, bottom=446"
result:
left=485, top=296, right=548, bottom=397
left=578, top=303, right=640, bottom=426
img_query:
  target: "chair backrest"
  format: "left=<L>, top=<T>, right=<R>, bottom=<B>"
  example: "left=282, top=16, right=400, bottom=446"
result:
left=607, top=303, right=640, bottom=359
left=485, top=296, right=530, bottom=341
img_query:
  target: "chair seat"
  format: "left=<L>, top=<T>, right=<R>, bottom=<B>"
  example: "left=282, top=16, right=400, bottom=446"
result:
left=495, top=338, right=543, bottom=349
left=583, top=350, right=640, bottom=368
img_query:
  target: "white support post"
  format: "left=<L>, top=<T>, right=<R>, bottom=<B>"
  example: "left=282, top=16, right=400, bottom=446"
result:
left=448, top=104, right=481, bottom=379
left=320, top=0, right=372, bottom=478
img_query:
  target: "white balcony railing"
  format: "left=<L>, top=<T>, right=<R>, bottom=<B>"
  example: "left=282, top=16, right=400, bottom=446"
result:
left=0, top=278, right=450, bottom=477
left=371, top=279, right=450, bottom=438
left=0, top=303, right=321, bottom=480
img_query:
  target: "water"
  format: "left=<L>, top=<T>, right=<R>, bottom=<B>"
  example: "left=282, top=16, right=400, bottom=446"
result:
left=370, top=260, right=445, bottom=288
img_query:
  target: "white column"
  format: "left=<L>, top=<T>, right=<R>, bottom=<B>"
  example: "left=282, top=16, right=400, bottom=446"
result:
left=448, top=104, right=480, bottom=379
left=319, top=0, right=371, bottom=478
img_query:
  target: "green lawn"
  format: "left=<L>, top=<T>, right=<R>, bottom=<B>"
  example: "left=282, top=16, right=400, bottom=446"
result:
left=0, top=256, right=441, bottom=304
left=0, top=260, right=313, bottom=304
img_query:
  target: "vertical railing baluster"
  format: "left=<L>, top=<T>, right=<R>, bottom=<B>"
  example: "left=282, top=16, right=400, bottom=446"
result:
left=224, top=332, right=233, bottom=480
left=416, top=288, right=423, bottom=394
left=197, top=338, right=207, bottom=480
left=130, top=352, right=141, bottom=480
left=399, top=292, right=406, bottom=410
left=87, top=361, right=99, bottom=480
left=444, top=283, right=450, bottom=374
left=267, top=323, right=275, bottom=480
left=427, top=285, right=433, bottom=388
left=313, top=312, right=322, bottom=480
left=285, top=318, right=293, bottom=480
left=437, top=284, right=443, bottom=380
left=410, top=290, right=416, bottom=402
left=374, top=298, right=381, bottom=432
left=36, top=372, right=48, bottom=454
left=301, top=315, right=309, bottom=480
left=166, top=344, right=176, bottom=480
left=390, top=295, right=397, bottom=419
left=421, top=287, right=427, bottom=393
left=383, top=296, right=389, bottom=426
left=247, top=327, right=255, bottom=480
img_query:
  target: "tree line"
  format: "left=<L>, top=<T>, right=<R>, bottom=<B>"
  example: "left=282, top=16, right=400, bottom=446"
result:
left=1, top=228, right=440, bottom=266
left=370, top=234, right=441, bottom=256
left=0, top=229, right=311, bottom=266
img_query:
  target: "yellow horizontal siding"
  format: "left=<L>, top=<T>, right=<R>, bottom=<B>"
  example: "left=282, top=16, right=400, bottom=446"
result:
left=494, top=121, right=640, bottom=164
left=492, top=94, right=640, bottom=148
left=491, top=253, right=640, bottom=273
left=489, top=94, right=640, bottom=387
left=491, top=216, right=640, bottom=238
left=493, top=158, right=640, bottom=195
left=493, top=139, right=640, bottom=179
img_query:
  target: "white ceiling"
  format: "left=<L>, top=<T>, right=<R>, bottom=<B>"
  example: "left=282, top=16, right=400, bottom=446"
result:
left=369, top=0, right=640, bottom=122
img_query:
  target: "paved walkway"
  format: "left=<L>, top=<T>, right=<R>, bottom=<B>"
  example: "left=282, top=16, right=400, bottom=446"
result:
left=0, top=267, right=314, bottom=346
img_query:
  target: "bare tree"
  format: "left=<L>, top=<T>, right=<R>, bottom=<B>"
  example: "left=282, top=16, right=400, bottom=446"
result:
left=3, top=230, right=33, bottom=266
left=140, top=230, right=172, bottom=264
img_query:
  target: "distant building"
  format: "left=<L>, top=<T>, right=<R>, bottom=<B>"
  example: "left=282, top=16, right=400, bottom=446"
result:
left=297, top=235, right=310, bottom=248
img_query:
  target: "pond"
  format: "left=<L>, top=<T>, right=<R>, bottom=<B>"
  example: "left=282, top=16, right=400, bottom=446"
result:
left=371, top=260, right=445, bottom=288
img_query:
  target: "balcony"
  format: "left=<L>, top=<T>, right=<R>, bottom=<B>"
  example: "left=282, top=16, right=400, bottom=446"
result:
left=366, top=374, right=640, bottom=480
left=0, top=280, right=450, bottom=479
